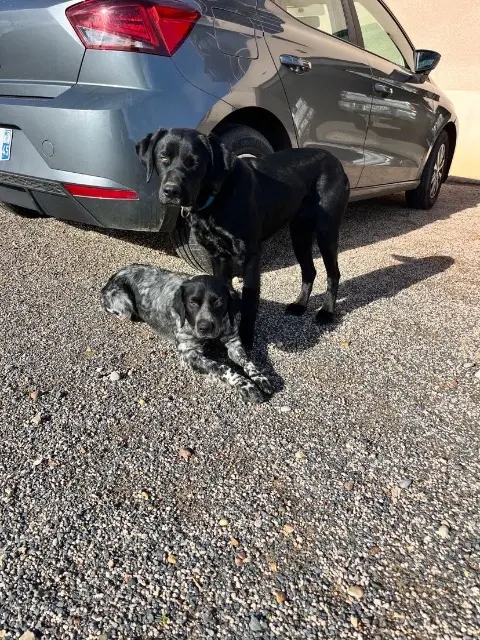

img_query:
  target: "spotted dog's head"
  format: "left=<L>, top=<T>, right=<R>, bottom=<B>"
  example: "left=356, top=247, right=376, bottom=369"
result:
left=173, top=275, right=238, bottom=340
left=135, top=128, right=235, bottom=208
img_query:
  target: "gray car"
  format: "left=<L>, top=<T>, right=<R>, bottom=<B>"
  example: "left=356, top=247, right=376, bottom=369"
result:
left=0, top=0, right=457, bottom=271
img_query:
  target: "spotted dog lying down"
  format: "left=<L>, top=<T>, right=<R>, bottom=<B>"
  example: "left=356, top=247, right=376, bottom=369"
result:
left=101, top=264, right=273, bottom=403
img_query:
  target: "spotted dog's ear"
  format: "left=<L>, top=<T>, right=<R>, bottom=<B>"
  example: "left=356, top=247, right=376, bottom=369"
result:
left=227, top=287, right=241, bottom=328
left=203, top=132, right=236, bottom=192
left=135, top=128, right=168, bottom=182
left=172, top=284, right=186, bottom=327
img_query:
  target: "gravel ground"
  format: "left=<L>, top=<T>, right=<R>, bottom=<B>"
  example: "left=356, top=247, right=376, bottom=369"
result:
left=1, top=183, right=479, bottom=640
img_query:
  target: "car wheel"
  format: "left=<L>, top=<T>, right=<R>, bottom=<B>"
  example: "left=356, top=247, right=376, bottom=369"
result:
left=405, top=130, right=449, bottom=210
left=171, top=126, right=274, bottom=273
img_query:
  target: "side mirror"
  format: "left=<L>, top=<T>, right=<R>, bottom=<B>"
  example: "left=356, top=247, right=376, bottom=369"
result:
left=414, top=49, right=441, bottom=75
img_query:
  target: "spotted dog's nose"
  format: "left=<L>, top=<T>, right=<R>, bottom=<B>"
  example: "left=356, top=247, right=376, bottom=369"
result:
left=196, top=320, right=214, bottom=335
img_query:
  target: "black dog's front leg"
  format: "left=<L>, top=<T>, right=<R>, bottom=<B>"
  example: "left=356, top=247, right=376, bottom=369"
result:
left=240, top=253, right=261, bottom=351
left=212, top=256, right=233, bottom=286
left=177, top=342, right=265, bottom=404
left=222, top=333, right=273, bottom=397
left=212, top=256, right=241, bottom=308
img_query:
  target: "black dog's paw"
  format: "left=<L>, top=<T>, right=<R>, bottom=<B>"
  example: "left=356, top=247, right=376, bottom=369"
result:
left=240, top=331, right=254, bottom=352
left=243, top=340, right=254, bottom=354
left=315, top=308, right=335, bottom=324
left=252, top=375, right=274, bottom=397
left=239, top=381, right=266, bottom=404
left=285, top=303, right=307, bottom=317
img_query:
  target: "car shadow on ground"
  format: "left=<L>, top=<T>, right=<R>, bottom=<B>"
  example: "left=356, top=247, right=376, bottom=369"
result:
left=66, top=221, right=180, bottom=256
left=261, top=186, right=479, bottom=273
left=54, top=183, right=479, bottom=273
left=252, top=254, right=454, bottom=381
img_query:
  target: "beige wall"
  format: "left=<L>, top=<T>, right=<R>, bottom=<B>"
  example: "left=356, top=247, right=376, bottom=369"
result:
left=387, top=0, right=480, bottom=180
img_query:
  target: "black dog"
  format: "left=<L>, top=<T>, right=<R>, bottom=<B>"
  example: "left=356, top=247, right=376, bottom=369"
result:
left=136, top=128, right=350, bottom=349
left=101, top=265, right=273, bottom=403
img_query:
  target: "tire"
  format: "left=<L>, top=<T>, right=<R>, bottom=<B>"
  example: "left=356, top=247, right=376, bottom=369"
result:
left=171, top=126, right=274, bottom=273
left=172, top=213, right=214, bottom=274
left=217, top=124, right=274, bottom=159
left=405, top=130, right=449, bottom=210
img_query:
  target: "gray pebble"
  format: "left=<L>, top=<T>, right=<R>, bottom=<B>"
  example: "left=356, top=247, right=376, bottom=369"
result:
left=249, top=614, right=265, bottom=633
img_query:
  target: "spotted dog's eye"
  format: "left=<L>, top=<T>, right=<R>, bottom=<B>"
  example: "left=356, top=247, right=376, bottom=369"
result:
left=214, top=298, right=224, bottom=308
left=159, top=156, right=170, bottom=165
left=189, top=299, right=200, bottom=307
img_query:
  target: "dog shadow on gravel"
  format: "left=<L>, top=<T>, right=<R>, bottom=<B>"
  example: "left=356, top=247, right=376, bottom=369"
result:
left=254, top=254, right=454, bottom=360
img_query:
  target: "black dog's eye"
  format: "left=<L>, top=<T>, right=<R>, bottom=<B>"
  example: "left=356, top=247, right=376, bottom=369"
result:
left=160, top=156, right=170, bottom=165
left=184, top=155, right=195, bottom=169
left=213, top=298, right=224, bottom=308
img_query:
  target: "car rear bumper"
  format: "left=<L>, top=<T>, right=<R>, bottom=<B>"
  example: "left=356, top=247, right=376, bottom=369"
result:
left=0, top=54, right=224, bottom=232
left=0, top=170, right=169, bottom=230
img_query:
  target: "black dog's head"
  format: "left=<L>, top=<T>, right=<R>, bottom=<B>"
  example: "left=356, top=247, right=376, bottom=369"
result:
left=173, top=275, right=239, bottom=340
left=135, top=128, right=235, bottom=208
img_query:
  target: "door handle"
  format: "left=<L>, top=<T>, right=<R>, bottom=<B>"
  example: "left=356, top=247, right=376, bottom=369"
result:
left=374, top=82, right=394, bottom=97
left=280, top=54, right=312, bottom=74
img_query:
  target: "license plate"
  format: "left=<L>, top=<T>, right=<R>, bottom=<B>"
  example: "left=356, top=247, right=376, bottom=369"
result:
left=0, top=128, right=12, bottom=161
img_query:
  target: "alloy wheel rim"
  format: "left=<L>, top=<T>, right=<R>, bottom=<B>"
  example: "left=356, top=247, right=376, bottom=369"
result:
left=430, top=143, right=446, bottom=199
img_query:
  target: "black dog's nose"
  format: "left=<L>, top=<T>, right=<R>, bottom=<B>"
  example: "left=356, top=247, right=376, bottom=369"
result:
left=197, top=320, right=214, bottom=334
left=163, top=182, right=180, bottom=199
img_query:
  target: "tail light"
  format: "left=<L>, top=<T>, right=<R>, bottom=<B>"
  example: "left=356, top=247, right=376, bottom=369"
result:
left=66, top=0, right=200, bottom=56
left=65, top=184, right=139, bottom=199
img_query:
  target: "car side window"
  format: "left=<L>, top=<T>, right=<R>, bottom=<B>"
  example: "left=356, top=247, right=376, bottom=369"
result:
left=353, top=0, right=413, bottom=68
left=276, top=0, right=350, bottom=42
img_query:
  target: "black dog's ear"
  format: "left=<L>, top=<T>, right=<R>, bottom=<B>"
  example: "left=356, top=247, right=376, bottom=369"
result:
left=204, top=132, right=236, bottom=192
left=135, top=128, right=168, bottom=182
left=227, top=287, right=241, bottom=327
left=172, top=285, right=186, bottom=327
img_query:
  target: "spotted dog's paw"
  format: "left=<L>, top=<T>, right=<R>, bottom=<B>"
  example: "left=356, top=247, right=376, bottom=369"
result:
left=239, top=381, right=267, bottom=404
left=252, top=375, right=274, bottom=396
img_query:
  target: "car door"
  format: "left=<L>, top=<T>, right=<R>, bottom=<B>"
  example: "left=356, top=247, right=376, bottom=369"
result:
left=260, top=0, right=374, bottom=188
left=349, top=0, right=437, bottom=186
